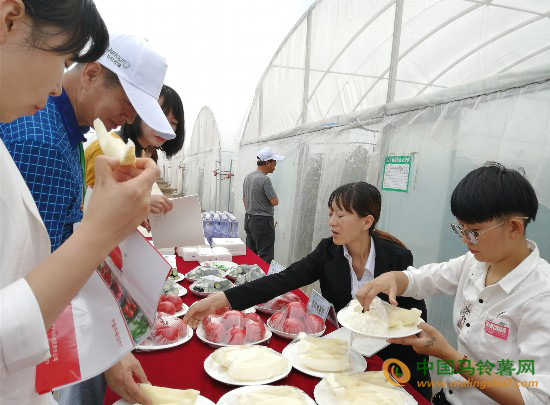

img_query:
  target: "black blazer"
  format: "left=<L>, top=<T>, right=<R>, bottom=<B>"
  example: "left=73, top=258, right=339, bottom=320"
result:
left=226, top=233, right=426, bottom=316
left=225, top=233, right=429, bottom=385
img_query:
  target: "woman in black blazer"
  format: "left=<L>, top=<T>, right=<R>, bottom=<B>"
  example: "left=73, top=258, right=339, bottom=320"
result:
left=185, top=182, right=431, bottom=399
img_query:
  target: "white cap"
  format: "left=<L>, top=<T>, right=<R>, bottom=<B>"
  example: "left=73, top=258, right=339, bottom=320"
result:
left=257, top=147, right=284, bottom=161
left=98, top=33, right=175, bottom=140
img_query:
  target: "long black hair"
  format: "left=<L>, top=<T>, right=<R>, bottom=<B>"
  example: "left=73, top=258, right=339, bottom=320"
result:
left=23, top=0, right=109, bottom=63
left=120, top=84, right=185, bottom=158
left=328, top=182, right=406, bottom=247
left=451, top=162, right=538, bottom=228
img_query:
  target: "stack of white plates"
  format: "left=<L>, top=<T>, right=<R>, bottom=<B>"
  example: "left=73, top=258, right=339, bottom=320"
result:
left=212, top=238, right=246, bottom=256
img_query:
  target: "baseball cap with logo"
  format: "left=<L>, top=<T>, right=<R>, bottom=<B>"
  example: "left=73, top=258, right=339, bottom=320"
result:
left=257, top=147, right=284, bottom=162
left=98, top=33, right=175, bottom=140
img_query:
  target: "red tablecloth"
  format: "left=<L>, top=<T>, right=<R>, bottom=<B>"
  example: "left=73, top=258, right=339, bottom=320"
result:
left=105, top=248, right=430, bottom=404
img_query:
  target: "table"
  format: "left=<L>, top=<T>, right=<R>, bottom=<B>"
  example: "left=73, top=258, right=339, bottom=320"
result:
left=105, top=248, right=430, bottom=404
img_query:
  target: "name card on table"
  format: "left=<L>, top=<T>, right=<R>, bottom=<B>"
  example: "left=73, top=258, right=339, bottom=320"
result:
left=267, top=260, right=285, bottom=275
left=307, top=289, right=339, bottom=327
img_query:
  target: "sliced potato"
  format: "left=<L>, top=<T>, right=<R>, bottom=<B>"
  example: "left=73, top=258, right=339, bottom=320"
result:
left=93, top=118, right=136, bottom=165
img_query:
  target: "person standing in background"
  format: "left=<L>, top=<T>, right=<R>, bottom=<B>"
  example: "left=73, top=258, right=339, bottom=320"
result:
left=242, top=147, right=284, bottom=264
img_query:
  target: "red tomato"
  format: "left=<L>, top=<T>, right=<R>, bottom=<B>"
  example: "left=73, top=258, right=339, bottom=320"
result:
left=245, top=320, right=265, bottom=342
left=173, top=319, right=187, bottom=338
left=304, top=313, right=325, bottom=334
left=157, top=301, right=176, bottom=315
left=205, top=323, right=226, bottom=343
left=222, top=310, right=244, bottom=329
left=153, top=325, right=169, bottom=337
left=109, top=246, right=123, bottom=269
left=281, top=317, right=305, bottom=334
left=161, top=326, right=179, bottom=342
left=286, top=302, right=307, bottom=320
left=226, top=326, right=246, bottom=345
left=214, top=306, right=231, bottom=316
left=243, top=313, right=262, bottom=324
left=272, top=297, right=290, bottom=311
left=268, top=312, right=286, bottom=329
left=164, top=295, right=183, bottom=311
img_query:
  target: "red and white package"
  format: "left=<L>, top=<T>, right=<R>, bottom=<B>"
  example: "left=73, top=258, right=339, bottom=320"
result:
left=200, top=309, right=268, bottom=345
left=143, top=314, right=188, bottom=346
left=255, top=292, right=302, bottom=314
left=157, top=295, right=183, bottom=315
left=267, top=301, right=325, bottom=339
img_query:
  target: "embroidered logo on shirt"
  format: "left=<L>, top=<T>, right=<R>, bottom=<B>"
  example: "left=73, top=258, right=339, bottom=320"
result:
left=457, top=302, right=472, bottom=330
left=484, top=318, right=510, bottom=340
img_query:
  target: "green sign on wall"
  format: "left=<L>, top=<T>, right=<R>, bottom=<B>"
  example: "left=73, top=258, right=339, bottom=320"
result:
left=381, top=155, right=412, bottom=192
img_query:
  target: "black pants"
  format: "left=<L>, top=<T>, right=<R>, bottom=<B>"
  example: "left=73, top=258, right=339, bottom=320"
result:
left=244, top=214, right=275, bottom=264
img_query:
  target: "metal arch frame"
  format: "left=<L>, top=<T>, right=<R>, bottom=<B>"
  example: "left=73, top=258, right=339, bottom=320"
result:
left=414, top=14, right=546, bottom=96
left=294, top=0, right=397, bottom=127
left=497, top=44, right=550, bottom=74
left=350, top=0, right=492, bottom=112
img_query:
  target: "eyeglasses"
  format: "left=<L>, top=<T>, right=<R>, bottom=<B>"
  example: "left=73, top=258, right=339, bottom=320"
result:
left=451, top=217, right=528, bottom=245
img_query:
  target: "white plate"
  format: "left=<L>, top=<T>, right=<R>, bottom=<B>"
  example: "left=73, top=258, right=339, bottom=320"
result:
left=282, top=342, right=367, bottom=379
left=176, top=284, right=187, bottom=297
left=173, top=303, right=189, bottom=317
left=114, top=394, right=215, bottom=405
left=200, top=261, right=238, bottom=272
left=135, top=326, right=193, bottom=351
left=313, top=377, right=417, bottom=405
left=266, top=319, right=325, bottom=340
left=337, top=307, right=422, bottom=339
left=204, top=348, right=291, bottom=386
left=163, top=283, right=187, bottom=297
left=217, top=385, right=316, bottom=405
left=168, top=272, right=184, bottom=283
left=323, top=327, right=389, bottom=357
left=196, top=323, right=272, bottom=348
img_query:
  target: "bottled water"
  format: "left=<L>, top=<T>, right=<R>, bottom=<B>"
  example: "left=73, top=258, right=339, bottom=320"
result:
left=229, top=214, right=239, bottom=238
left=203, top=213, right=213, bottom=245
left=221, top=214, right=230, bottom=238
left=212, top=213, right=221, bottom=239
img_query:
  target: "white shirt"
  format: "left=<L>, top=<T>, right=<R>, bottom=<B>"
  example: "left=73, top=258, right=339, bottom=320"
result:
left=0, top=140, right=54, bottom=404
left=403, top=241, right=550, bottom=405
left=344, top=237, right=376, bottom=296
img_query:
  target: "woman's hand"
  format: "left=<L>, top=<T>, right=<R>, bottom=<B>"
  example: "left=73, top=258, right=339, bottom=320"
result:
left=80, top=156, right=159, bottom=249
left=356, top=271, right=401, bottom=310
left=388, top=322, right=457, bottom=360
left=183, top=293, right=230, bottom=328
left=150, top=195, right=173, bottom=215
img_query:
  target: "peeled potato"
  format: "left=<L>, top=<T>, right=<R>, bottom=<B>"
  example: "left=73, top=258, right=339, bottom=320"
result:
left=295, top=334, right=351, bottom=372
left=139, top=384, right=199, bottom=405
left=93, top=118, right=136, bottom=165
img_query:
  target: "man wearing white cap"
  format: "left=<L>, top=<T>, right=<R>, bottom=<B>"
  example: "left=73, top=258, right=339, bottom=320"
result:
left=242, top=147, right=284, bottom=264
left=0, top=33, right=168, bottom=405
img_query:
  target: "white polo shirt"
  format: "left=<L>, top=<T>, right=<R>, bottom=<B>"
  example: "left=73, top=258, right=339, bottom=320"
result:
left=343, top=237, right=376, bottom=297
left=403, top=241, right=550, bottom=404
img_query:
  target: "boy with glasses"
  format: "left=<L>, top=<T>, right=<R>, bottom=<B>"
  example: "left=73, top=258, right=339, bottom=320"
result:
left=357, top=162, right=549, bottom=405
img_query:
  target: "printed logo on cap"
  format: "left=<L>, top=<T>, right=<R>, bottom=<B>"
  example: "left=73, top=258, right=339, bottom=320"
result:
left=105, top=48, right=131, bottom=69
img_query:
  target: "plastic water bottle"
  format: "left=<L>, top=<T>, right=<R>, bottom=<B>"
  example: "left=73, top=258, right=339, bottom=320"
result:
left=212, top=213, right=221, bottom=240
left=203, top=213, right=212, bottom=245
left=222, top=214, right=232, bottom=238
left=229, top=214, right=238, bottom=238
